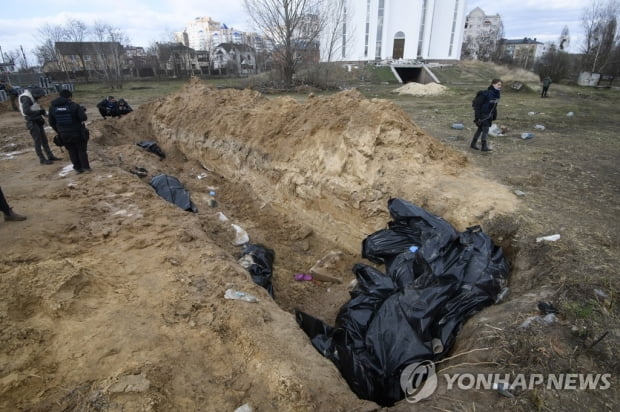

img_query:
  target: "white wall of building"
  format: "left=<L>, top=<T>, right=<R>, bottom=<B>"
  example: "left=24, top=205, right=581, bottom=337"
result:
left=323, top=0, right=466, bottom=62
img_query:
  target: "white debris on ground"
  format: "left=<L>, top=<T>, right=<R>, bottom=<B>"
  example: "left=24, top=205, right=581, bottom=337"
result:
left=392, top=82, right=448, bottom=96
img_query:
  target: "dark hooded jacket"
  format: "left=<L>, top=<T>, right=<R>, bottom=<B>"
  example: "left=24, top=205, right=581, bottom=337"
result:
left=48, top=96, right=87, bottom=138
left=475, top=85, right=501, bottom=125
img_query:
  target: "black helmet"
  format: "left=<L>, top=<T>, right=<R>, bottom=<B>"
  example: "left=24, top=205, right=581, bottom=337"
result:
left=29, top=86, right=45, bottom=99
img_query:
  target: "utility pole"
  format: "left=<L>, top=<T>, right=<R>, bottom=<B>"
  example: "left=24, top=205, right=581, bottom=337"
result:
left=20, top=45, right=29, bottom=69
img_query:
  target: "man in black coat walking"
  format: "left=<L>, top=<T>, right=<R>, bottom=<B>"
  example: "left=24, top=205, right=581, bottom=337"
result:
left=471, top=79, right=502, bottom=152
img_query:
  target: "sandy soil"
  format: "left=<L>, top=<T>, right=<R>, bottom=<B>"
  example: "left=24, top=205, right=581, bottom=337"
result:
left=0, top=77, right=616, bottom=411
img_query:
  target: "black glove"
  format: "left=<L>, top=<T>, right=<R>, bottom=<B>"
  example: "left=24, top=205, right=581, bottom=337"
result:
left=474, top=118, right=481, bottom=126
left=39, top=109, right=47, bottom=116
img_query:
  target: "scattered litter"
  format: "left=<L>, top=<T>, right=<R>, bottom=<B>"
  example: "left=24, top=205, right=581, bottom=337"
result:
left=493, top=382, right=515, bottom=398
left=238, top=243, right=275, bottom=297
left=536, top=234, right=560, bottom=242
left=232, top=224, right=250, bottom=245
left=197, top=173, right=208, bottom=180
left=234, top=403, right=253, bottom=412
left=129, top=167, right=148, bottom=177
left=309, top=251, right=344, bottom=283
left=224, top=289, right=258, bottom=303
left=216, top=212, right=229, bottom=222
left=514, top=190, right=526, bottom=197
left=511, top=81, right=523, bottom=91
left=294, top=273, right=313, bottom=282
left=451, top=123, right=464, bottom=130
left=594, top=288, right=609, bottom=299
left=520, top=313, right=557, bottom=328
left=1, top=150, right=29, bottom=160
left=521, top=133, right=534, bottom=139
left=59, top=164, right=77, bottom=177
left=534, top=124, right=546, bottom=130
left=566, top=111, right=574, bottom=117
left=207, top=189, right=218, bottom=207
left=538, top=301, right=558, bottom=315
left=528, top=111, right=537, bottom=116
left=488, top=124, right=505, bottom=136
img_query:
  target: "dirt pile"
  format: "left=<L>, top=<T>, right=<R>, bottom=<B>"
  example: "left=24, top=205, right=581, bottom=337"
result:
left=120, top=79, right=516, bottom=252
left=392, top=82, right=448, bottom=96
left=0, top=79, right=521, bottom=411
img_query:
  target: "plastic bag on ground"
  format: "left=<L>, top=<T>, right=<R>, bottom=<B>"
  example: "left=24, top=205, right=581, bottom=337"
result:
left=238, top=243, right=275, bottom=298
left=150, top=174, right=197, bottom=212
left=296, top=198, right=510, bottom=406
left=137, top=141, right=166, bottom=159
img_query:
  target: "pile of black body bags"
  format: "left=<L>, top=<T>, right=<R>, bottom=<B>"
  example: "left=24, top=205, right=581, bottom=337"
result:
left=296, top=198, right=510, bottom=406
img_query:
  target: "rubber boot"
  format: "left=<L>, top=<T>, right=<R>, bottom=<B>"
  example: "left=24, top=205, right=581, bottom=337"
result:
left=481, top=140, right=492, bottom=152
left=470, top=137, right=480, bottom=150
left=4, top=208, right=27, bottom=221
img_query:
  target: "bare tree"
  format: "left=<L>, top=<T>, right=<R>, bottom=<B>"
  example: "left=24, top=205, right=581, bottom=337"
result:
left=2, top=48, right=25, bottom=71
left=559, top=26, right=571, bottom=51
left=65, top=19, right=91, bottom=79
left=243, top=0, right=326, bottom=87
left=35, top=23, right=71, bottom=80
left=321, top=0, right=348, bottom=62
left=534, top=43, right=572, bottom=82
left=93, top=22, right=128, bottom=89
left=581, top=0, right=620, bottom=72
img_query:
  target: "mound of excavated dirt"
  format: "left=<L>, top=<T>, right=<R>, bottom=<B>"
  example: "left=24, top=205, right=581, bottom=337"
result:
left=392, top=82, right=448, bottom=96
left=115, top=79, right=516, bottom=252
left=0, top=79, right=519, bottom=411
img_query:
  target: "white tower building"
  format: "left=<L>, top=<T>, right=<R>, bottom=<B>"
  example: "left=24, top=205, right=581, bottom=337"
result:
left=323, top=0, right=467, bottom=62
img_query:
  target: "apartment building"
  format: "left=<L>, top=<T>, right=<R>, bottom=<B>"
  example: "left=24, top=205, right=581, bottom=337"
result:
left=462, top=7, right=503, bottom=60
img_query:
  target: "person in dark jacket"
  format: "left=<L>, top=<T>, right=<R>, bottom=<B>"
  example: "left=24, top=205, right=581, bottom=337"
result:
left=96, top=96, right=120, bottom=119
left=49, top=89, right=91, bottom=174
left=18, top=86, right=62, bottom=164
left=0, top=186, right=26, bottom=221
left=470, top=78, right=502, bottom=152
left=541, top=76, right=552, bottom=98
left=117, top=98, right=133, bottom=115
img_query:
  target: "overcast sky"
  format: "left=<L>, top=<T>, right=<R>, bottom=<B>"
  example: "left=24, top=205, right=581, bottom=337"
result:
left=1, top=0, right=589, bottom=65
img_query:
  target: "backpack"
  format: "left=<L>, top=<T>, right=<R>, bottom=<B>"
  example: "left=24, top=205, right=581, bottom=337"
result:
left=472, top=90, right=485, bottom=111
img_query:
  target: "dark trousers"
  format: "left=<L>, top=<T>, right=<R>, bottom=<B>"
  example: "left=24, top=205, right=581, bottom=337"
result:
left=27, top=121, right=55, bottom=161
left=63, top=135, right=90, bottom=171
left=472, top=124, right=490, bottom=145
left=0, top=186, right=11, bottom=215
left=541, top=86, right=549, bottom=97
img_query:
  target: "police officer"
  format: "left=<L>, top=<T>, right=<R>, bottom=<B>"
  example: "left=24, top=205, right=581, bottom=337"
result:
left=48, top=90, right=91, bottom=173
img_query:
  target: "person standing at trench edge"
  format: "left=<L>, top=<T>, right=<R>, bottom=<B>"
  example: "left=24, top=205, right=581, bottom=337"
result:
left=49, top=90, right=91, bottom=174
left=471, top=78, right=502, bottom=152
left=18, top=86, right=62, bottom=164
